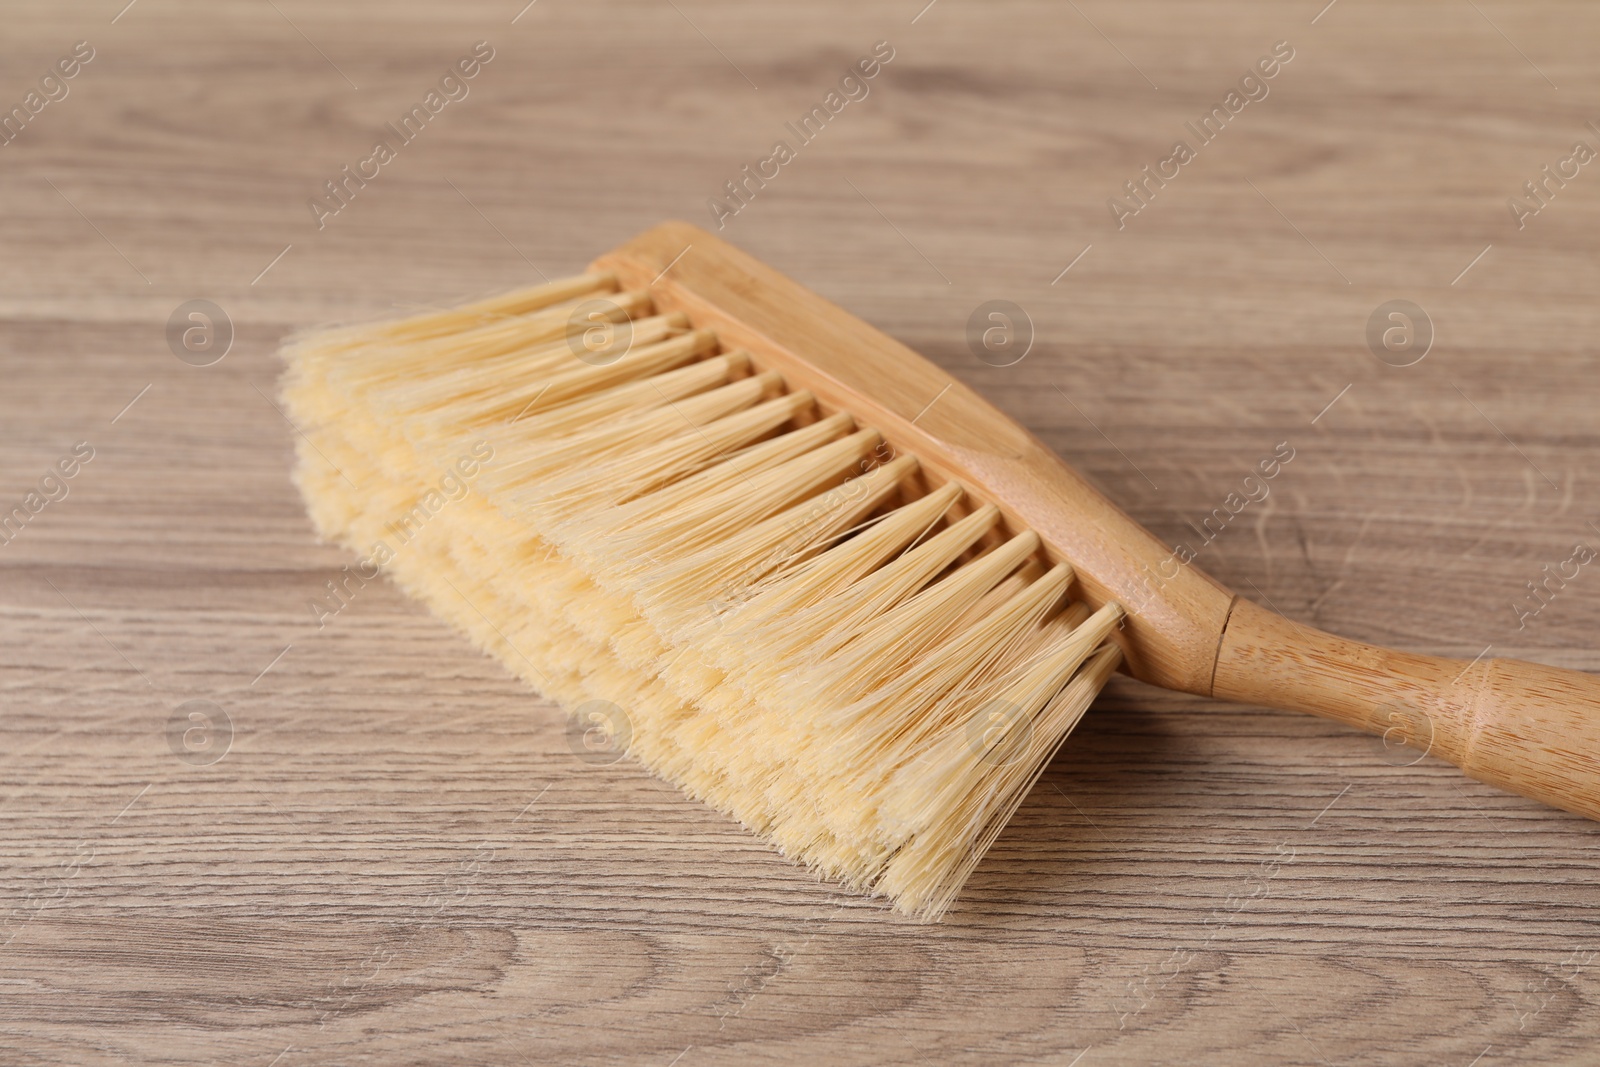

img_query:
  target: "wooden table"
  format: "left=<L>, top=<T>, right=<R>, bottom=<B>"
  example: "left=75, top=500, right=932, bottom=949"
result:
left=4, top=2, right=1597, bottom=1063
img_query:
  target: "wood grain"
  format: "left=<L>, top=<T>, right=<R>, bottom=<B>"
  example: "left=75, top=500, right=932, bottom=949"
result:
left=4, top=1, right=1600, bottom=1064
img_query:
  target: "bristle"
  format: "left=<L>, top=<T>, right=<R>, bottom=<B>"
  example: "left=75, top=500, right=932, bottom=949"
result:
left=278, top=271, right=1125, bottom=921
left=350, top=272, right=618, bottom=346
left=876, top=638, right=1124, bottom=919
left=632, top=454, right=920, bottom=641
left=478, top=352, right=748, bottom=445
left=386, top=311, right=692, bottom=428
left=728, top=504, right=1003, bottom=687
left=478, top=372, right=785, bottom=513
left=801, top=531, right=1047, bottom=710
left=511, top=388, right=817, bottom=525
left=558, top=423, right=874, bottom=579
left=696, top=482, right=963, bottom=666
left=277, top=271, right=619, bottom=411
left=408, top=327, right=719, bottom=429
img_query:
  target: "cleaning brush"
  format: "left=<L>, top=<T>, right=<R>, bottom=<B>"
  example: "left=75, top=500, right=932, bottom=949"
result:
left=280, top=221, right=1600, bottom=921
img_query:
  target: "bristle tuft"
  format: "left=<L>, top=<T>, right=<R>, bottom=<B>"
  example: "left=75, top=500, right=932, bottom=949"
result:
left=278, top=272, right=1123, bottom=921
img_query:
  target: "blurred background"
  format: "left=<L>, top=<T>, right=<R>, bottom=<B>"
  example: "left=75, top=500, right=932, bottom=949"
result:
left=3, top=2, right=1598, bottom=1064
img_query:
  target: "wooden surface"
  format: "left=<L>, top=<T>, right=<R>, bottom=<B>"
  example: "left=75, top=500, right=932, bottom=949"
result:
left=4, top=2, right=1599, bottom=1064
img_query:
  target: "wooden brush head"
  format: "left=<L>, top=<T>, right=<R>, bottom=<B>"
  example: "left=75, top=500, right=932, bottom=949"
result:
left=592, top=221, right=1237, bottom=697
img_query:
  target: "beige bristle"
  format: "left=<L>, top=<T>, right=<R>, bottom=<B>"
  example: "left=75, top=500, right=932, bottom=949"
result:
left=813, top=532, right=1047, bottom=694
left=307, top=288, right=649, bottom=442
left=477, top=371, right=784, bottom=509
left=644, top=476, right=951, bottom=706
left=727, top=505, right=1003, bottom=689
left=569, top=411, right=853, bottom=532
left=875, top=638, right=1125, bottom=919
left=276, top=271, right=619, bottom=417
left=347, top=288, right=652, bottom=386
left=341, top=272, right=619, bottom=349
left=422, top=327, right=719, bottom=428
left=759, top=563, right=1079, bottom=864
left=553, top=421, right=870, bottom=575
left=631, top=454, right=921, bottom=640
left=477, top=351, right=747, bottom=443
left=870, top=595, right=1121, bottom=809
left=509, top=388, right=817, bottom=525
left=383, top=311, right=692, bottom=426
left=695, top=483, right=963, bottom=666
left=278, top=271, right=1125, bottom=921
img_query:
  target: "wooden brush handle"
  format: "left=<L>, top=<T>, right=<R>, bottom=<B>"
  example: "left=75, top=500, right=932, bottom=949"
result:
left=1214, top=598, right=1600, bottom=820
